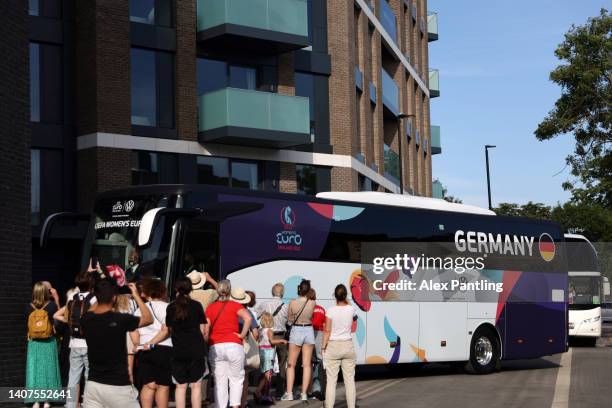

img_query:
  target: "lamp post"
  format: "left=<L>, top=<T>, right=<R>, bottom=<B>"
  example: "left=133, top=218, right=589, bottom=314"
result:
left=397, top=112, right=413, bottom=194
left=485, top=145, right=496, bottom=210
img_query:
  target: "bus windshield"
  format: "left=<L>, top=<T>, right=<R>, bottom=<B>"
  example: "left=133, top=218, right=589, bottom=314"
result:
left=83, top=194, right=178, bottom=282
left=569, top=275, right=602, bottom=306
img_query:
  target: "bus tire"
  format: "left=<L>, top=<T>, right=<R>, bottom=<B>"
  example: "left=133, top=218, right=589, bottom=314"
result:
left=466, top=327, right=500, bottom=375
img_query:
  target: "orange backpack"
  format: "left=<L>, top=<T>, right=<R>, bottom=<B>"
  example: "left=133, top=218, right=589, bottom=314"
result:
left=27, top=303, right=54, bottom=339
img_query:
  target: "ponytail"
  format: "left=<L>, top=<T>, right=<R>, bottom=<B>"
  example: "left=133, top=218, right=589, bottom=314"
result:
left=174, top=277, right=192, bottom=320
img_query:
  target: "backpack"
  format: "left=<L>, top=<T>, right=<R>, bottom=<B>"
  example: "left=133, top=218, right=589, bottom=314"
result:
left=27, top=303, right=54, bottom=339
left=68, top=293, right=94, bottom=339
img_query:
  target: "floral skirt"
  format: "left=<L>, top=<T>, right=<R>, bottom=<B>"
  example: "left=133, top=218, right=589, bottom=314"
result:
left=25, top=338, right=63, bottom=403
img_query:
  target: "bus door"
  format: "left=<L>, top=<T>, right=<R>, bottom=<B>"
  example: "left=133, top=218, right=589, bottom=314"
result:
left=175, top=219, right=220, bottom=290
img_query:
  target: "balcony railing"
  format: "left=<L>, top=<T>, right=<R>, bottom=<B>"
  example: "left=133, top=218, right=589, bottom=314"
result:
left=355, top=66, right=363, bottom=91
left=381, top=69, right=399, bottom=116
left=384, top=143, right=400, bottom=185
left=197, top=0, right=309, bottom=53
left=430, top=125, right=441, bottom=154
left=369, top=82, right=377, bottom=104
left=427, top=12, right=438, bottom=42
left=198, top=87, right=310, bottom=147
left=380, top=0, right=398, bottom=44
left=429, top=69, right=440, bottom=97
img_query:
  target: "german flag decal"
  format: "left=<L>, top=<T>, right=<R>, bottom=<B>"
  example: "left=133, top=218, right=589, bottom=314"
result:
left=538, top=233, right=555, bottom=262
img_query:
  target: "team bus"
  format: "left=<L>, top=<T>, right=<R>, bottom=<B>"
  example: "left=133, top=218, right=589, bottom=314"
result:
left=43, top=185, right=568, bottom=374
left=566, top=234, right=606, bottom=346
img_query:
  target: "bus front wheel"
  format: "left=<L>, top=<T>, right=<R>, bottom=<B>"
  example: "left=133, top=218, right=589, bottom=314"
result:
left=466, top=327, right=500, bottom=374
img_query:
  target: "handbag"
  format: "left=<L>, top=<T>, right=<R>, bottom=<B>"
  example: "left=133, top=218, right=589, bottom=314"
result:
left=244, top=331, right=260, bottom=371
left=284, top=299, right=309, bottom=341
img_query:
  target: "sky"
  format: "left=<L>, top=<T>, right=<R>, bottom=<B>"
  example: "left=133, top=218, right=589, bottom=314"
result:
left=429, top=0, right=609, bottom=208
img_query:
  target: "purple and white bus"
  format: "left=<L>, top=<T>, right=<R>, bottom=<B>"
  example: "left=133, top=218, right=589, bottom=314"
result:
left=46, top=184, right=568, bottom=374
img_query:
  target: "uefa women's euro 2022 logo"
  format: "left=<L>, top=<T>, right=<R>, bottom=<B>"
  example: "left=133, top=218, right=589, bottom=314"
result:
left=276, top=206, right=302, bottom=251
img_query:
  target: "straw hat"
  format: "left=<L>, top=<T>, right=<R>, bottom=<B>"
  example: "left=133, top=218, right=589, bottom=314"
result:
left=187, top=271, right=206, bottom=290
left=230, top=287, right=251, bottom=305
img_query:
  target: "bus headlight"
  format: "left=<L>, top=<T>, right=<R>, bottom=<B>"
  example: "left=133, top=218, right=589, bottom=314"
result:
left=582, top=316, right=601, bottom=324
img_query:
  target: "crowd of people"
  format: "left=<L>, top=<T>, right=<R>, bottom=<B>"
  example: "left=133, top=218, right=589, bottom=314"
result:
left=24, top=266, right=358, bottom=408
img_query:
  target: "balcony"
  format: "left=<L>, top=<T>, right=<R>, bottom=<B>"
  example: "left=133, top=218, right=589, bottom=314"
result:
left=198, top=88, right=311, bottom=148
left=429, top=69, right=440, bottom=97
left=381, top=69, right=399, bottom=116
left=380, top=0, right=398, bottom=44
left=197, top=0, right=309, bottom=55
left=355, top=66, right=363, bottom=91
left=430, top=125, right=441, bottom=154
left=432, top=180, right=444, bottom=199
left=428, top=13, right=438, bottom=42
left=410, top=3, right=417, bottom=21
left=369, top=82, right=377, bottom=104
left=384, top=143, right=400, bottom=185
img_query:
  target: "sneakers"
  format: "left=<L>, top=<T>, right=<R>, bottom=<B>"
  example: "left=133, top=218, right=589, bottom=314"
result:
left=280, top=392, right=294, bottom=401
left=300, top=393, right=308, bottom=401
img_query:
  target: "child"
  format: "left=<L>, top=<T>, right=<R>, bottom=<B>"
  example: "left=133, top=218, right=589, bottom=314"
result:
left=255, top=312, right=287, bottom=404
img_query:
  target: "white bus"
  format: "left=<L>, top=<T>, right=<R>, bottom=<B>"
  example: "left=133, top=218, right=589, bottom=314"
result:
left=43, top=185, right=568, bottom=374
left=566, top=234, right=607, bottom=346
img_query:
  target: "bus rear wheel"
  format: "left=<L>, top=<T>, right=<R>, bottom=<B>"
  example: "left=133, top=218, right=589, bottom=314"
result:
left=466, top=327, right=500, bottom=374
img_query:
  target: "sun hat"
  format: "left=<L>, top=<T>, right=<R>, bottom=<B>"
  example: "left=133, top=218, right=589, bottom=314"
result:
left=230, top=287, right=251, bottom=305
left=187, top=271, right=206, bottom=290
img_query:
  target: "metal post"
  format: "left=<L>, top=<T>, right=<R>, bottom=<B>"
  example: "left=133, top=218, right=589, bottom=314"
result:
left=485, top=145, right=496, bottom=210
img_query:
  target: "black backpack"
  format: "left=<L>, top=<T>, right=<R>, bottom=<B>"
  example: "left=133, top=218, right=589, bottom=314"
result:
left=69, top=293, right=94, bottom=338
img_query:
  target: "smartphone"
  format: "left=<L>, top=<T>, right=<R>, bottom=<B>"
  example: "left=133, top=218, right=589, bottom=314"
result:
left=91, top=256, right=99, bottom=268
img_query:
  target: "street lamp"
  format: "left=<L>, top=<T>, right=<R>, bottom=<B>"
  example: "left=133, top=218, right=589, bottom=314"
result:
left=485, top=145, right=496, bottom=210
left=397, top=112, right=413, bottom=194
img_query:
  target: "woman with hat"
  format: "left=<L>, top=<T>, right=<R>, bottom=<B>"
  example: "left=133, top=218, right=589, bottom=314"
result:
left=205, top=281, right=252, bottom=408
left=187, top=270, right=219, bottom=312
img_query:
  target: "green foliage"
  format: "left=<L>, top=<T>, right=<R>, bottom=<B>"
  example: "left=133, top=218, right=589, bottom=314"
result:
left=494, top=202, right=551, bottom=219
left=535, top=9, right=612, bottom=208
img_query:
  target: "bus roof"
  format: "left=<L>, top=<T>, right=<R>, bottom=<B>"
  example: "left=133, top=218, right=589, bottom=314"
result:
left=316, top=191, right=497, bottom=216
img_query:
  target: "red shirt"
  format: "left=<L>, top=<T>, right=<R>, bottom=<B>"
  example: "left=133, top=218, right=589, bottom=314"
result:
left=312, top=304, right=326, bottom=332
left=205, top=300, right=244, bottom=346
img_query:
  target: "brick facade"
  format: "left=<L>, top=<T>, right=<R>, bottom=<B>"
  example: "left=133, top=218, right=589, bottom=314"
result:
left=279, top=162, right=297, bottom=193
left=75, top=0, right=131, bottom=136
left=175, top=0, right=198, bottom=141
left=0, top=0, right=31, bottom=387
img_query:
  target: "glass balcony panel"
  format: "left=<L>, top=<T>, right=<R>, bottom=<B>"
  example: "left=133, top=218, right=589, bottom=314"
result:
left=430, top=125, right=441, bottom=154
left=199, top=88, right=310, bottom=147
left=380, top=0, right=397, bottom=43
left=428, top=13, right=438, bottom=41
left=381, top=69, right=399, bottom=115
left=384, top=143, right=400, bottom=185
left=197, top=0, right=308, bottom=38
left=429, top=69, right=440, bottom=97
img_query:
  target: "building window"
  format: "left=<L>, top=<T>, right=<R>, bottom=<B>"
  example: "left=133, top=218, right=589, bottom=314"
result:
left=296, top=164, right=317, bottom=195
left=231, top=161, right=259, bottom=190
left=295, top=72, right=316, bottom=141
left=131, top=48, right=175, bottom=128
left=197, top=156, right=261, bottom=190
left=30, top=42, right=63, bottom=123
left=197, top=156, right=229, bottom=186
left=132, top=151, right=159, bottom=185
left=29, top=0, right=39, bottom=16
left=130, top=0, right=173, bottom=27
left=29, top=0, right=61, bottom=18
left=31, top=149, right=63, bottom=226
left=197, top=58, right=260, bottom=95
left=31, top=150, right=41, bottom=225
left=359, top=175, right=379, bottom=192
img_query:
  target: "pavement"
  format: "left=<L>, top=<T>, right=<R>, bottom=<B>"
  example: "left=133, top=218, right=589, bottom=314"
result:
left=268, top=333, right=612, bottom=408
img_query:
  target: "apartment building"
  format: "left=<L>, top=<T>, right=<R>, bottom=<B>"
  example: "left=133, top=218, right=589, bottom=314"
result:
left=0, top=0, right=441, bottom=384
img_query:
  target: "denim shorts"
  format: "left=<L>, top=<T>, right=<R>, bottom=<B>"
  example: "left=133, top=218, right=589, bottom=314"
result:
left=289, top=325, right=315, bottom=346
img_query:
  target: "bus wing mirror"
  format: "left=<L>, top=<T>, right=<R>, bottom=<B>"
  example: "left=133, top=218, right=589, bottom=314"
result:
left=138, top=207, right=201, bottom=247
left=40, top=212, right=91, bottom=248
left=604, top=278, right=610, bottom=297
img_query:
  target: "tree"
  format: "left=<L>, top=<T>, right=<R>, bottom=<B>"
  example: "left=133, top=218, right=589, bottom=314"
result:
left=535, top=9, right=611, bottom=208
left=494, top=202, right=551, bottom=219
left=439, top=183, right=462, bottom=203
